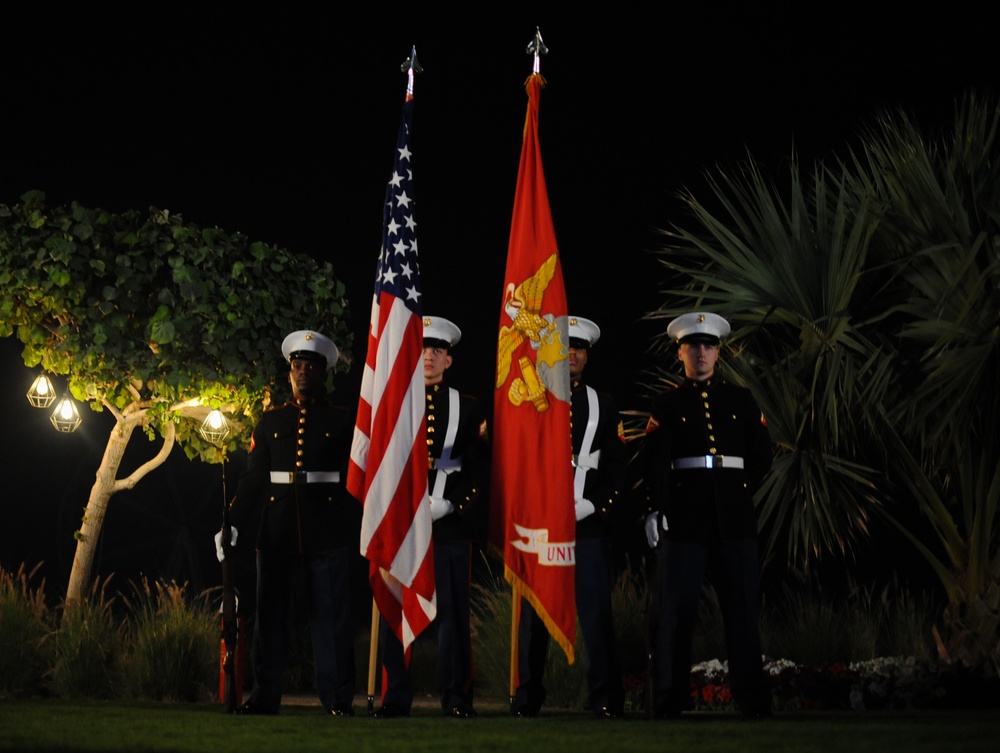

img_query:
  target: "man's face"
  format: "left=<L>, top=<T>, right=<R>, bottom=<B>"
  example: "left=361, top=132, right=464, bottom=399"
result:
left=677, top=341, right=719, bottom=381
left=288, top=357, right=326, bottom=398
left=423, top=346, right=452, bottom=385
left=568, top=344, right=588, bottom=381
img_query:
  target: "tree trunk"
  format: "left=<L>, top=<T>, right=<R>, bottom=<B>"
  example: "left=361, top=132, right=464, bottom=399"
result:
left=64, top=420, right=136, bottom=608
left=63, top=409, right=177, bottom=611
left=934, top=572, right=1000, bottom=678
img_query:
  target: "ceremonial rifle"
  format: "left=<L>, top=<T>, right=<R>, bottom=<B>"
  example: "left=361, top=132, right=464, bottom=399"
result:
left=219, top=473, right=241, bottom=712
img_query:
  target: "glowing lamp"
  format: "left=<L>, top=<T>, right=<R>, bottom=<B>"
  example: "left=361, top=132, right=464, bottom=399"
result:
left=51, top=394, right=82, bottom=432
left=27, top=374, right=57, bottom=409
left=199, top=409, right=230, bottom=445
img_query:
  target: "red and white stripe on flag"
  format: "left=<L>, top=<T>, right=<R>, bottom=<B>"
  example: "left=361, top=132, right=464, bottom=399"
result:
left=347, top=94, right=435, bottom=651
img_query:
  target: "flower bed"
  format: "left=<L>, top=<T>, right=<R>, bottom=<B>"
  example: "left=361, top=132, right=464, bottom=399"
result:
left=683, top=656, right=999, bottom=712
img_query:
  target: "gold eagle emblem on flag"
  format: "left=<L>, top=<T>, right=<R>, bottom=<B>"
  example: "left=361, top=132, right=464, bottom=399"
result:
left=496, top=253, right=569, bottom=411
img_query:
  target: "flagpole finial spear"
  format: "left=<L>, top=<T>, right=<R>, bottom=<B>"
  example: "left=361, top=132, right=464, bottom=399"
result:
left=402, top=45, right=422, bottom=100
left=526, top=27, right=547, bottom=75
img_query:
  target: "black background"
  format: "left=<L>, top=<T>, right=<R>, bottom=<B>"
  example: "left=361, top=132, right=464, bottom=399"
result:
left=2, top=9, right=993, bottom=604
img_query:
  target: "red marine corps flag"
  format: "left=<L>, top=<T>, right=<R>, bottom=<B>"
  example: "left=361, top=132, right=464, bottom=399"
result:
left=348, top=49, right=435, bottom=656
left=490, top=36, right=576, bottom=665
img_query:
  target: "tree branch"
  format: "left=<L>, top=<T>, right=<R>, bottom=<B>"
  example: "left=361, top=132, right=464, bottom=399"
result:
left=101, top=397, right=125, bottom=424
left=169, top=397, right=206, bottom=414
left=127, top=379, right=142, bottom=402
left=112, top=420, right=176, bottom=492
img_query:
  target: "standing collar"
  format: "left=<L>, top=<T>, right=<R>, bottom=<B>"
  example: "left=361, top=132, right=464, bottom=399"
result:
left=683, top=376, right=717, bottom=389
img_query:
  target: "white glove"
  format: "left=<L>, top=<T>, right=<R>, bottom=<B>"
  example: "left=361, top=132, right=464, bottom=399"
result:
left=429, top=496, right=454, bottom=521
left=575, top=498, right=596, bottom=521
left=214, top=527, right=238, bottom=562
left=645, top=513, right=667, bottom=548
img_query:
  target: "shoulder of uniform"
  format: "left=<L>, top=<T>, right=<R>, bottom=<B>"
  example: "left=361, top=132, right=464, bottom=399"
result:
left=651, top=385, right=681, bottom=406
left=595, top=388, right=618, bottom=405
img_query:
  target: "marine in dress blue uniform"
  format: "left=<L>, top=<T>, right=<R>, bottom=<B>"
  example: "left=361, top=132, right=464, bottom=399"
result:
left=513, top=316, right=627, bottom=718
left=225, top=330, right=357, bottom=716
left=374, top=316, right=490, bottom=719
left=644, top=312, right=773, bottom=718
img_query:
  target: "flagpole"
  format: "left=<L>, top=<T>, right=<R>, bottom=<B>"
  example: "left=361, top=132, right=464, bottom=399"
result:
left=505, top=28, right=552, bottom=709
left=509, top=588, right=520, bottom=705
left=367, top=598, right=380, bottom=715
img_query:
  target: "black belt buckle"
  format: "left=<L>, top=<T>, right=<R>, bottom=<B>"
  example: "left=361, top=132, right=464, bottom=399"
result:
left=291, top=470, right=309, bottom=484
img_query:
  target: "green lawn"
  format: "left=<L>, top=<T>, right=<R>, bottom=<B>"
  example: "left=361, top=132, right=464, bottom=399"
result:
left=2, top=700, right=998, bottom=753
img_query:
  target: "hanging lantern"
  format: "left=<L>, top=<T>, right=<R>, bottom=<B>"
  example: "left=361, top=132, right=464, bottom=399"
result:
left=199, top=409, right=230, bottom=446
left=51, top=394, right=82, bottom=432
left=27, top=374, right=57, bottom=409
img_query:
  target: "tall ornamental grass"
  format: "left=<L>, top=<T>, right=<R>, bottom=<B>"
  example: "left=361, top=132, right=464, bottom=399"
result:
left=471, top=559, right=658, bottom=709
left=119, top=579, right=218, bottom=702
left=0, top=558, right=949, bottom=707
left=0, top=562, right=49, bottom=698
left=762, top=577, right=936, bottom=665
left=49, top=576, right=121, bottom=698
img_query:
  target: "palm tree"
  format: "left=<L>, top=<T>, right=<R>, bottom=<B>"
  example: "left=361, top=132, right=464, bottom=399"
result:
left=849, top=95, right=1000, bottom=672
left=648, top=93, right=1000, bottom=674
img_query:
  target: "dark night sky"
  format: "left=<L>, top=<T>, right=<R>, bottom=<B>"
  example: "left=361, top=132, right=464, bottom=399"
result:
left=2, top=9, right=995, bottom=598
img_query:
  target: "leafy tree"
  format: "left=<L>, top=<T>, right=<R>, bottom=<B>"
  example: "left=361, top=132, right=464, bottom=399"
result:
left=647, top=94, right=999, bottom=674
left=0, top=191, right=352, bottom=607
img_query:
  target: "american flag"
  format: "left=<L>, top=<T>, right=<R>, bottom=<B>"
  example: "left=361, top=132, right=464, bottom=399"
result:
left=347, top=86, right=436, bottom=652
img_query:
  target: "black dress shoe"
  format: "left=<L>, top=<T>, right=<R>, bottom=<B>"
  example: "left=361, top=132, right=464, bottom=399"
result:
left=447, top=704, right=477, bottom=719
left=511, top=705, right=539, bottom=717
left=372, top=704, right=409, bottom=719
left=327, top=704, right=355, bottom=717
left=231, top=701, right=278, bottom=716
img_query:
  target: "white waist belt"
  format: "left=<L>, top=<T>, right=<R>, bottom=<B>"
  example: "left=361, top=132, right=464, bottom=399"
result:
left=430, top=457, right=463, bottom=472
left=672, top=455, right=744, bottom=470
left=572, top=451, right=601, bottom=471
left=269, top=471, right=341, bottom=484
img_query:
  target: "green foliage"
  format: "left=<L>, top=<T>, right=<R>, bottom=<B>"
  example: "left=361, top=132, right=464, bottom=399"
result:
left=471, top=565, right=586, bottom=707
left=650, top=158, right=890, bottom=562
left=119, top=579, right=217, bottom=702
left=0, top=191, right=353, bottom=460
left=848, top=101, right=1000, bottom=672
left=611, top=565, right=654, bottom=679
left=49, top=576, right=121, bottom=699
left=647, top=92, right=1000, bottom=673
left=844, top=97, right=1000, bottom=674
left=470, top=565, right=516, bottom=701
left=471, top=557, right=654, bottom=710
left=470, top=559, right=938, bottom=713
left=0, top=559, right=954, bottom=713
left=0, top=562, right=50, bottom=698
left=760, top=577, right=935, bottom=666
